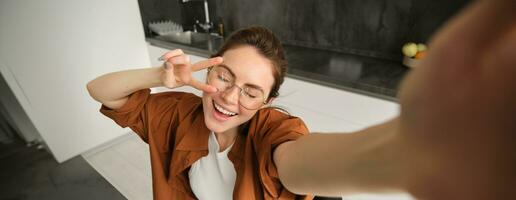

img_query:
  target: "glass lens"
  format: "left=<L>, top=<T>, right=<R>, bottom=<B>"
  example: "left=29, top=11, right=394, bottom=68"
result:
left=240, top=87, right=264, bottom=109
left=208, top=66, right=265, bottom=109
left=208, top=66, right=232, bottom=90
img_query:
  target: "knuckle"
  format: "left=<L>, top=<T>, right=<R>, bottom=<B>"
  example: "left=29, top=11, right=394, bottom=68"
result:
left=165, top=56, right=174, bottom=63
left=210, top=58, right=221, bottom=65
left=165, top=61, right=174, bottom=69
left=171, top=56, right=183, bottom=64
left=170, top=57, right=178, bottom=63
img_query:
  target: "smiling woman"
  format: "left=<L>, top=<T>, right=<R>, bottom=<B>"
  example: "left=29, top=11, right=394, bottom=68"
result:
left=86, top=26, right=313, bottom=200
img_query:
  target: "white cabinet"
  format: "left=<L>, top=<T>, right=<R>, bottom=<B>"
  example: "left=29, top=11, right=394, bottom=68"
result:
left=147, top=44, right=399, bottom=133
left=276, top=78, right=399, bottom=132
left=0, top=0, right=150, bottom=162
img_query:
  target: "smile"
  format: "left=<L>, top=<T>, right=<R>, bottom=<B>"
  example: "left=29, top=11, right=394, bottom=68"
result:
left=213, top=101, right=238, bottom=116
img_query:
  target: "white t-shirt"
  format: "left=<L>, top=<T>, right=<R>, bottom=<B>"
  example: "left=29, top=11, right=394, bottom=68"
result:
left=188, top=132, right=236, bottom=200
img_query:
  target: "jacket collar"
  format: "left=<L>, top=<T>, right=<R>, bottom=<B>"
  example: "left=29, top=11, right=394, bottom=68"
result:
left=175, top=111, right=210, bottom=151
left=175, top=111, right=245, bottom=157
left=175, top=108, right=245, bottom=163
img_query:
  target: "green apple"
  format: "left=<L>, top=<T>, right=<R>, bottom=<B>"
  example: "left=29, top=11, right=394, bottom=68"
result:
left=402, top=42, right=418, bottom=57
left=417, top=43, right=427, bottom=51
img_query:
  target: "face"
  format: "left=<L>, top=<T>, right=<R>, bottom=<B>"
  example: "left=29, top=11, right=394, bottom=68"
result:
left=202, top=45, right=275, bottom=134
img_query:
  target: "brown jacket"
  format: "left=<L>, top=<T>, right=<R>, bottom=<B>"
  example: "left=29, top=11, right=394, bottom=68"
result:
left=100, top=89, right=313, bottom=200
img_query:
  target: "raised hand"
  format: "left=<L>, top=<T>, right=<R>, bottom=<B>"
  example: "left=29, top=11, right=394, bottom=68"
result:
left=397, top=0, right=516, bottom=199
left=159, top=49, right=223, bottom=93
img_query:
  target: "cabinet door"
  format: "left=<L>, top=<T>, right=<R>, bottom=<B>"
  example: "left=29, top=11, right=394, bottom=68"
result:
left=0, top=0, right=150, bottom=162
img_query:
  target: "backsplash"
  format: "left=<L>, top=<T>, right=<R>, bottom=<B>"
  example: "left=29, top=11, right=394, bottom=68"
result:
left=139, top=0, right=469, bottom=61
left=211, top=0, right=469, bottom=61
left=138, top=0, right=183, bottom=35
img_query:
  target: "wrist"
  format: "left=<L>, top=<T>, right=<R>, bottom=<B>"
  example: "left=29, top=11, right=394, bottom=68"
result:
left=146, top=66, right=166, bottom=88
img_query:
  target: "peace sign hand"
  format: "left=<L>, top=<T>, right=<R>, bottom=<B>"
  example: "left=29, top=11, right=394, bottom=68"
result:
left=159, top=49, right=223, bottom=93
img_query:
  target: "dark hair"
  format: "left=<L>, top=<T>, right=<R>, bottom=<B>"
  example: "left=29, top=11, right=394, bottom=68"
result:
left=211, top=26, right=287, bottom=101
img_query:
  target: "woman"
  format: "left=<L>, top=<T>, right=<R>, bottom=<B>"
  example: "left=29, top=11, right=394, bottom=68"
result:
left=87, top=27, right=313, bottom=200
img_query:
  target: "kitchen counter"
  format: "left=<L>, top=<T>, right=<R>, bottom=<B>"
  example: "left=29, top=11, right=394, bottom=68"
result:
left=147, top=37, right=409, bottom=102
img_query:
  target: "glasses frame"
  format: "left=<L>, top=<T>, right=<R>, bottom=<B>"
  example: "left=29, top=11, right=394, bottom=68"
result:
left=207, top=66, right=268, bottom=110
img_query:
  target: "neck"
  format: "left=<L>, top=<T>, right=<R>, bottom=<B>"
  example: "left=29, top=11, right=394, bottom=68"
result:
left=214, top=127, right=238, bottom=152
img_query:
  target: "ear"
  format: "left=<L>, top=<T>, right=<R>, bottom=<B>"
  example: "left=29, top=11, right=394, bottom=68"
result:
left=262, top=97, right=275, bottom=108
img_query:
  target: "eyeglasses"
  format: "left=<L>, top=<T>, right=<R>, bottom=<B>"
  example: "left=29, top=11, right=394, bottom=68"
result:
left=207, top=65, right=267, bottom=110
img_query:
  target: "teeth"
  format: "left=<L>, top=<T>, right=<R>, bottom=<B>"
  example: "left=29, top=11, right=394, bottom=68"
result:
left=214, top=103, right=237, bottom=116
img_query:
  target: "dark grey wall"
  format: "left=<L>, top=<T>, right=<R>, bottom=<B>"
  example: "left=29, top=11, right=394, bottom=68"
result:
left=138, top=0, right=469, bottom=60
left=212, top=0, right=469, bottom=60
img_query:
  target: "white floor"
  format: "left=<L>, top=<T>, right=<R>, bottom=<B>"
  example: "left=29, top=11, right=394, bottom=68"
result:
left=83, top=133, right=153, bottom=200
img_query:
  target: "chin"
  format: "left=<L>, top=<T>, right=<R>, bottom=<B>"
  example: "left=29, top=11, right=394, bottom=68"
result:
left=202, top=106, right=236, bottom=133
left=204, top=118, right=228, bottom=133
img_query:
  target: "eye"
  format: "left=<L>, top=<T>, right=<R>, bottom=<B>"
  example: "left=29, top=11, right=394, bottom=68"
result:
left=242, top=92, right=256, bottom=98
left=243, top=88, right=260, bottom=99
left=217, top=72, right=231, bottom=82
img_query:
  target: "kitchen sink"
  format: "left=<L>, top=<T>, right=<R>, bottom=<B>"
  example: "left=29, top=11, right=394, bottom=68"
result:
left=156, top=31, right=222, bottom=45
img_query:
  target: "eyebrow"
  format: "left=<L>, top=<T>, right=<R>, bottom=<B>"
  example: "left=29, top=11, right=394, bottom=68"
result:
left=217, top=64, right=265, bottom=92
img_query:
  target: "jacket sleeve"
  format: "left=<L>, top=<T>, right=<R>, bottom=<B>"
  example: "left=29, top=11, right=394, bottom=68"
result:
left=99, top=89, right=189, bottom=149
left=251, top=109, right=312, bottom=199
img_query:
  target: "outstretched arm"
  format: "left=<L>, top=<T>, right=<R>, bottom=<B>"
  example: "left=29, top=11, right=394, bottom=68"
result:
left=274, top=0, right=516, bottom=199
left=274, top=118, right=406, bottom=197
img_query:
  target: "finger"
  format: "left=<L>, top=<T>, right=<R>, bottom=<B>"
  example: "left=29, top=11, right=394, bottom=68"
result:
left=164, top=54, right=190, bottom=69
left=189, top=79, right=218, bottom=93
left=158, top=49, right=184, bottom=61
left=427, top=0, right=516, bottom=68
left=191, top=57, right=223, bottom=72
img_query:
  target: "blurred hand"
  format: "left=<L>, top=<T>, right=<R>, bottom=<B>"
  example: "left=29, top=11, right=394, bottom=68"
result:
left=159, top=49, right=223, bottom=92
left=397, top=0, right=516, bottom=199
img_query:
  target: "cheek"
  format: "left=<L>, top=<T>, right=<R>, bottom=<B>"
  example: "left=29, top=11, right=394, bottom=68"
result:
left=202, top=91, right=217, bottom=103
left=201, top=93, right=214, bottom=112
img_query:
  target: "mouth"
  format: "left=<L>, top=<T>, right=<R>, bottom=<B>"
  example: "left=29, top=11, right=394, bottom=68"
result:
left=212, top=100, right=238, bottom=121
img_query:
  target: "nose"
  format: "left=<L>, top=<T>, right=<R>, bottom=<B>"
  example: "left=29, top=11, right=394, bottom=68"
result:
left=220, top=85, right=239, bottom=105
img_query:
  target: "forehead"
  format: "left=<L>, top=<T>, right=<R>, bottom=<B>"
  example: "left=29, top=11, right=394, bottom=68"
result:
left=221, top=45, right=275, bottom=92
